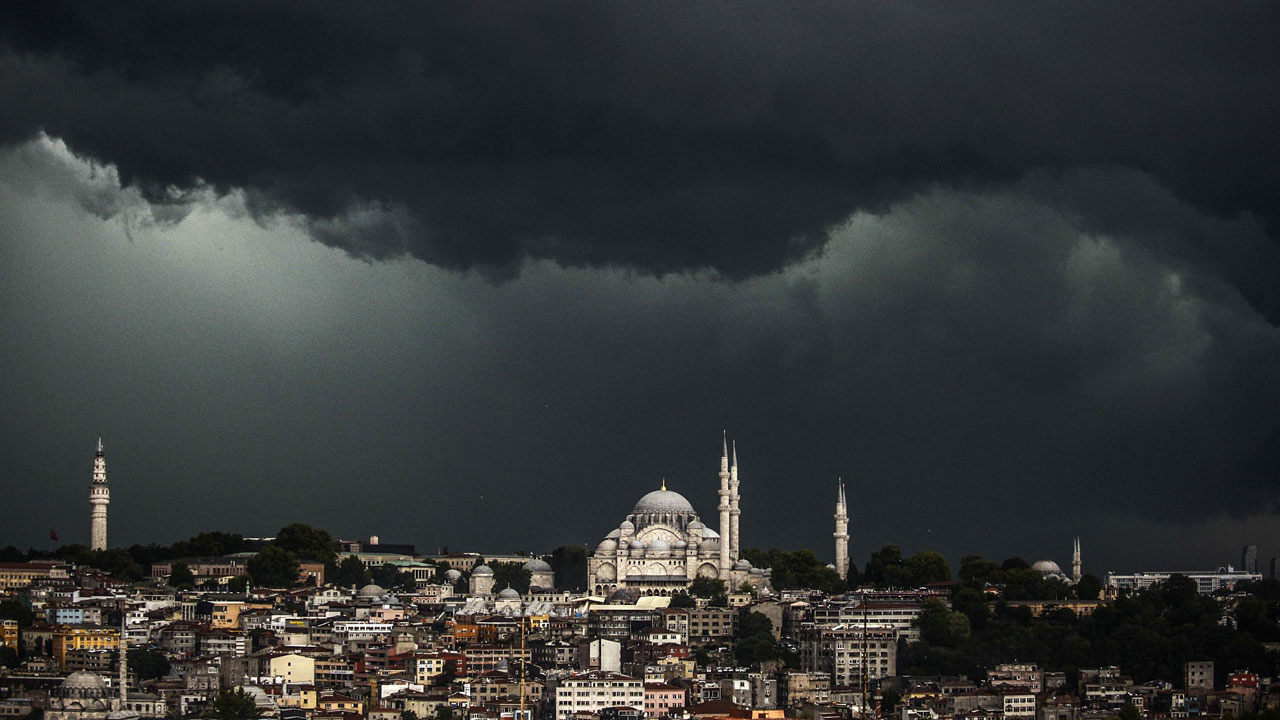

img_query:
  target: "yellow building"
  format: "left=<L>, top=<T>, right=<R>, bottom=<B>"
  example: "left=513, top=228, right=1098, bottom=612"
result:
left=51, top=626, right=120, bottom=669
left=1, top=619, right=18, bottom=651
left=0, top=562, right=60, bottom=590
left=209, top=600, right=273, bottom=629
left=267, top=652, right=317, bottom=684
left=317, top=694, right=364, bottom=714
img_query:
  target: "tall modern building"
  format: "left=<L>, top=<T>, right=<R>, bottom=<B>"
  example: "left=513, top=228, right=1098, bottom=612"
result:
left=89, top=438, right=109, bottom=551
left=1241, top=545, right=1259, bottom=575
left=834, top=479, right=849, bottom=580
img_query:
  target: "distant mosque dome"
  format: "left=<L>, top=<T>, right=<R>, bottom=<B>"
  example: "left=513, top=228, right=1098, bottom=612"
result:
left=357, top=583, right=386, bottom=597
left=597, top=538, right=618, bottom=553
left=497, top=586, right=521, bottom=599
left=472, top=564, right=494, bottom=576
left=632, top=489, right=697, bottom=515
left=444, top=569, right=462, bottom=582
left=1031, top=560, right=1063, bottom=576
left=61, top=671, right=108, bottom=691
left=733, top=559, right=753, bottom=571
left=523, top=559, right=553, bottom=572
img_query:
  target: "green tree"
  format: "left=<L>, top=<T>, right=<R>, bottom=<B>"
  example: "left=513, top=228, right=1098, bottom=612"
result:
left=171, top=532, right=250, bottom=558
left=401, top=712, right=418, bottom=720
left=489, top=562, right=532, bottom=594
left=1075, top=574, right=1103, bottom=600
left=734, top=611, right=781, bottom=668
left=168, top=562, right=195, bottom=588
left=548, top=546, right=589, bottom=591
left=334, top=556, right=371, bottom=588
left=669, top=594, right=697, bottom=609
left=128, top=648, right=171, bottom=681
left=1116, top=703, right=1141, bottom=720
left=273, top=524, right=338, bottom=565
left=0, top=599, right=35, bottom=628
left=0, top=646, right=18, bottom=668
left=951, top=586, right=990, bottom=629
left=690, top=577, right=727, bottom=599
left=372, top=564, right=417, bottom=591
left=211, top=688, right=258, bottom=720
left=435, top=706, right=454, bottom=720
left=246, top=545, right=299, bottom=588
left=226, top=575, right=249, bottom=592
left=917, top=598, right=970, bottom=647
left=906, top=550, right=952, bottom=585
left=958, top=555, right=1001, bottom=587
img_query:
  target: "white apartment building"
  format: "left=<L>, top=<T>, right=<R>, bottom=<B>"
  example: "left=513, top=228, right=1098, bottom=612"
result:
left=555, top=672, right=643, bottom=720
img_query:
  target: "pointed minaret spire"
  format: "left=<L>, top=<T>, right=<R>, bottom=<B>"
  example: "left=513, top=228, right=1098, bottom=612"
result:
left=729, top=440, right=741, bottom=562
left=1072, top=536, right=1082, bottom=584
left=717, top=434, right=732, bottom=581
left=97, top=437, right=103, bottom=454
left=834, top=478, right=850, bottom=581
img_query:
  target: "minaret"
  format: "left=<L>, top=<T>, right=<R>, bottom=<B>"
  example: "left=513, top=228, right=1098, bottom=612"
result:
left=717, top=433, right=732, bottom=581
left=90, top=438, right=109, bottom=551
left=729, top=441, right=741, bottom=561
left=118, top=604, right=127, bottom=706
left=1072, top=536, right=1081, bottom=584
left=834, top=479, right=849, bottom=580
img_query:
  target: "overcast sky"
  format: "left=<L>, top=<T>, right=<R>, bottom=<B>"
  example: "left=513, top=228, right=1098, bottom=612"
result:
left=2, top=3, right=1279, bottom=575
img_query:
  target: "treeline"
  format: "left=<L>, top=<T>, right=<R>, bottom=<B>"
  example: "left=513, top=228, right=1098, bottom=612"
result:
left=904, top=576, right=1280, bottom=686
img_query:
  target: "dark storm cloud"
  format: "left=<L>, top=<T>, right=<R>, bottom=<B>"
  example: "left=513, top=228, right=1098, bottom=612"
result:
left=3, top=139, right=1279, bottom=570
left=2, top=3, right=1278, bottom=308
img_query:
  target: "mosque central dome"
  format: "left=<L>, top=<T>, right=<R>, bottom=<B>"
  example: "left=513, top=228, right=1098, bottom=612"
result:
left=631, top=488, right=696, bottom=515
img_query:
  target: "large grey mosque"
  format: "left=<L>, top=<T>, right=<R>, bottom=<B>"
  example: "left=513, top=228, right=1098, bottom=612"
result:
left=586, top=438, right=774, bottom=596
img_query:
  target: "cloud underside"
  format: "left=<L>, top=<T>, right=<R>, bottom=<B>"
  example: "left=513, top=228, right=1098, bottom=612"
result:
left=0, top=4, right=1277, bottom=310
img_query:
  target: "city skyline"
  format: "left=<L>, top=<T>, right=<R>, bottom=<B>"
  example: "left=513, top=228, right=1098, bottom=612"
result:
left=2, top=5, right=1279, bottom=576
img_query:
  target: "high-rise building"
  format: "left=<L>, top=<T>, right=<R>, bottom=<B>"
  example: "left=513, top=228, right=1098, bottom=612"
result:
left=89, top=438, right=109, bottom=551
left=1241, top=545, right=1259, bottom=575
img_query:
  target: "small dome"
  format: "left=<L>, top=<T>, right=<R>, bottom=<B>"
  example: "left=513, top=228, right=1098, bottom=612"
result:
left=358, top=583, right=386, bottom=597
left=524, top=559, right=553, bottom=572
left=1031, top=559, right=1063, bottom=576
left=649, top=538, right=671, bottom=551
left=733, top=559, right=752, bottom=570
left=596, top=539, right=618, bottom=553
left=498, top=587, right=521, bottom=599
left=620, top=520, right=635, bottom=531
left=472, top=564, right=494, bottom=576
left=632, top=489, right=696, bottom=515
left=674, top=540, right=688, bottom=550
left=629, top=540, right=646, bottom=551
left=444, top=569, right=462, bottom=581
left=701, top=527, right=720, bottom=539
left=62, top=672, right=108, bottom=690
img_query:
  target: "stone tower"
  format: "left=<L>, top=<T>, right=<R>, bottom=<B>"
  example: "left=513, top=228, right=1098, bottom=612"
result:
left=834, top=479, right=850, bottom=580
left=89, top=438, right=109, bottom=551
left=729, top=441, right=741, bottom=561
left=1072, top=536, right=1082, bottom=584
left=717, top=433, right=732, bottom=579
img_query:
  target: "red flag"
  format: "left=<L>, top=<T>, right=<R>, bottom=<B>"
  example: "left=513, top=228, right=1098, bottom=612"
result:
left=50, top=529, right=58, bottom=541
